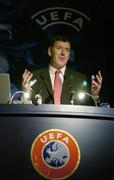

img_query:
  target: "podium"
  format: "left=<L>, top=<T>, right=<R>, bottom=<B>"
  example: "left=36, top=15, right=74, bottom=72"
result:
left=0, top=104, right=114, bottom=180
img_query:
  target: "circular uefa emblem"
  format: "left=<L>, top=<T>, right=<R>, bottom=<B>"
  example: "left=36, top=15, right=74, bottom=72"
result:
left=31, top=129, right=80, bottom=180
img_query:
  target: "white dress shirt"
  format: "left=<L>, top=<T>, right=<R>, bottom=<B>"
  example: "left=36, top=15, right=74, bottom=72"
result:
left=49, top=65, right=66, bottom=90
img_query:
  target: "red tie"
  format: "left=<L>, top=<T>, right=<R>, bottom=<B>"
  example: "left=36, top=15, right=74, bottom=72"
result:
left=53, top=70, right=62, bottom=104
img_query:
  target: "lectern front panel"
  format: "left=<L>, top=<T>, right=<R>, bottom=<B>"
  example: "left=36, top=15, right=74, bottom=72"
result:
left=0, top=105, right=114, bottom=180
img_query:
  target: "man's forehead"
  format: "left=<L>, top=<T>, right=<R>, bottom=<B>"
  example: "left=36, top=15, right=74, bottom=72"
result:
left=54, top=41, right=70, bottom=47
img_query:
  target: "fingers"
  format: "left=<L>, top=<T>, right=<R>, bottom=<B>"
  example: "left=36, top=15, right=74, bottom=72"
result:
left=22, top=69, right=33, bottom=85
left=29, top=79, right=37, bottom=87
left=95, top=70, right=103, bottom=85
left=22, top=69, right=33, bottom=92
left=91, top=70, right=102, bottom=85
left=91, top=70, right=103, bottom=96
left=91, top=75, right=97, bottom=88
left=91, top=79, right=99, bottom=92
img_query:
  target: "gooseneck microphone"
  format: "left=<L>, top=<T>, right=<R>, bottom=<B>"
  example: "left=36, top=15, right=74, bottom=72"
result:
left=69, top=90, right=98, bottom=106
left=70, top=91, right=76, bottom=105
left=8, top=91, right=32, bottom=104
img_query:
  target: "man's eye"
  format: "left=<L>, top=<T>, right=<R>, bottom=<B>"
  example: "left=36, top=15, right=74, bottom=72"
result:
left=66, top=49, right=70, bottom=52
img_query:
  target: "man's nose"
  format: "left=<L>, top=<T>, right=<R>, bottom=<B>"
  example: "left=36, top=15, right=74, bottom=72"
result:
left=61, top=49, right=65, bottom=54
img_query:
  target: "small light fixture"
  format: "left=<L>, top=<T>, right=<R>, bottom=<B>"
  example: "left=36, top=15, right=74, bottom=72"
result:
left=77, top=91, right=97, bottom=106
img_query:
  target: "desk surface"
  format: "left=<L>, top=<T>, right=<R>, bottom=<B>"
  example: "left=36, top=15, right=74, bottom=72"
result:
left=0, top=104, right=114, bottom=119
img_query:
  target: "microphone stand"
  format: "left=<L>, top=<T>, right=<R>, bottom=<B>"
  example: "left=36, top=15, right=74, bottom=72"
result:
left=8, top=91, right=32, bottom=104
left=77, top=92, right=97, bottom=106
left=70, top=91, right=76, bottom=105
left=70, top=91, right=98, bottom=106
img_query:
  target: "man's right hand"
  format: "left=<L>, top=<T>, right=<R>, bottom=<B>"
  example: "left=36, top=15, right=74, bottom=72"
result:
left=22, top=69, right=33, bottom=92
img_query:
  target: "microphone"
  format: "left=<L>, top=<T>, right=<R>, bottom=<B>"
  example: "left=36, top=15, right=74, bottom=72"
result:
left=70, top=90, right=76, bottom=105
left=69, top=90, right=97, bottom=106
left=77, top=91, right=97, bottom=106
left=9, top=91, right=32, bottom=104
left=34, top=93, right=42, bottom=105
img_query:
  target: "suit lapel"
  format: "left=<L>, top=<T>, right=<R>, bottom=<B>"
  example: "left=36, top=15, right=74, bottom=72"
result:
left=40, top=68, right=53, bottom=95
left=61, top=69, right=72, bottom=104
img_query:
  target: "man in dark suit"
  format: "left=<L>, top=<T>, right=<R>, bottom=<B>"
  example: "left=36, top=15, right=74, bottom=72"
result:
left=22, top=35, right=102, bottom=105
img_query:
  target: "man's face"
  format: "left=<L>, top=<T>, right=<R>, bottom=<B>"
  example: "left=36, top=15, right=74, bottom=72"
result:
left=48, top=41, right=71, bottom=69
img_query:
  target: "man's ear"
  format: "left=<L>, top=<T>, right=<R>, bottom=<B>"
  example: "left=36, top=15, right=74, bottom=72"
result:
left=48, top=47, right=51, bottom=56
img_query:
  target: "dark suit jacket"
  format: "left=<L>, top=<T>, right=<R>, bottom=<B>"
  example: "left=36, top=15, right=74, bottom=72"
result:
left=31, top=67, right=91, bottom=105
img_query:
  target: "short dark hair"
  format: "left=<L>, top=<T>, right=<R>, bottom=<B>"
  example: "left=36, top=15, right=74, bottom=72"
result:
left=49, top=35, right=71, bottom=47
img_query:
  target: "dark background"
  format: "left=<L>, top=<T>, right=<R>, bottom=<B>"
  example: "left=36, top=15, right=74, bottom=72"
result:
left=0, top=0, right=113, bottom=107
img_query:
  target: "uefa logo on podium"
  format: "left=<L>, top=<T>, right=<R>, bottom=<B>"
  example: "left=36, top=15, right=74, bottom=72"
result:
left=31, top=129, right=80, bottom=179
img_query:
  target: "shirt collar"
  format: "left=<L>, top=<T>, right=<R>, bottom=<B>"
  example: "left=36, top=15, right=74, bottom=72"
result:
left=49, top=65, right=66, bottom=76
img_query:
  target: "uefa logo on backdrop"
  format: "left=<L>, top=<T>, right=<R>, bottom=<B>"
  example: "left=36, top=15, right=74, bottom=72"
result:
left=31, top=129, right=81, bottom=179
left=31, top=7, right=90, bottom=32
